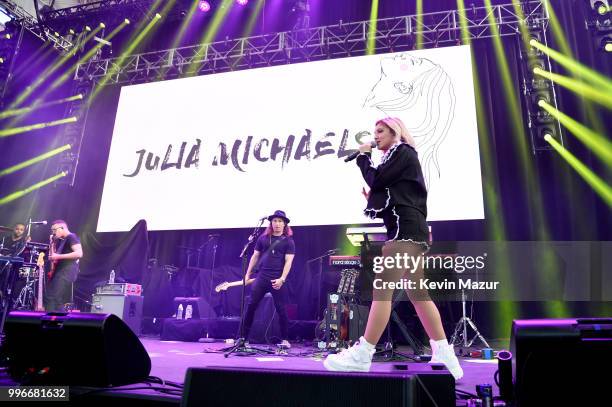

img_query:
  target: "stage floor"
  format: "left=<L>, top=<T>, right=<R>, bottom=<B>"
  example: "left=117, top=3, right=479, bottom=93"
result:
left=0, top=335, right=503, bottom=406
left=143, top=336, right=502, bottom=400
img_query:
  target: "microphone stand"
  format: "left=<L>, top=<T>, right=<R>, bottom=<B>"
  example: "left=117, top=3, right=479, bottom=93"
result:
left=306, top=248, right=338, bottom=320
left=222, top=218, right=274, bottom=357
left=200, top=235, right=219, bottom=343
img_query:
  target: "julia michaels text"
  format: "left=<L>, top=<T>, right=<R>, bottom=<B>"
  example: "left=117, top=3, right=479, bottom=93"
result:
left=123, top=129, right=367, bottom=177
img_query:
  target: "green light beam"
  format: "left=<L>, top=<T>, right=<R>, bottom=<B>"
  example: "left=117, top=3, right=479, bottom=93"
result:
left=0, top=144, right=72, bottom=177
left=545, top=135, right=612, bottom=207
left=0, top=172, right=68, bottom=206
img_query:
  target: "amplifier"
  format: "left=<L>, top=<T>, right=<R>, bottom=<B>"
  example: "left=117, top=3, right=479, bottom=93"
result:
left=91, top=294, right=143, bottom=335
left=96, top=283, right=142, bottom=296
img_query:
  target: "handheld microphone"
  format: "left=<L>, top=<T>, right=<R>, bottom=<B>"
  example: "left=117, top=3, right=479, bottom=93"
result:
left=344, top=141, right=376, bottom=162
left=30, top=220, right=47, bottom=225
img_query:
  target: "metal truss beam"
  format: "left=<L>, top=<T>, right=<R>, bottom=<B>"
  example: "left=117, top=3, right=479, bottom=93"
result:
left=40, top=0, right=166, bottom=31
left=74, top=1, right=548, bottom=86
left=0, top=0, right=73, bottom=53
left=42, top=0, right=151, bottom=19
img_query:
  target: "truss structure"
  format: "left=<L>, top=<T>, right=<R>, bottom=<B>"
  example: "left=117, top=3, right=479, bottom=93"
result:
left=74, top=1, right=549, bottom=85
left=42, top=0, right=154, bottom=19
left=0, top=0, right=73, bottom=52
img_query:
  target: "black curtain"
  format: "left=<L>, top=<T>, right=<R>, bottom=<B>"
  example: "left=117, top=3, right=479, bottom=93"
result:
left=75, top=219, right=149, bottom=309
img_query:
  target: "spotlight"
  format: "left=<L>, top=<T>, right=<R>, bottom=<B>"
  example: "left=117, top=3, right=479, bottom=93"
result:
left=237, top=0, right=249, bottom=5
left=589, top=0, right=611, bottom=25
left=600, top=34, right=612, bottom=51
left=69, top=29, right=75, bottom=35
left=99, top=22, right=105, bottom=28
left=593, top=1, right=609, bottom=15
left=4, top=34, right=11, bottom=40
left=0, top=58, right=4, bottom=64
left=124, top=18, right=131, bottom=25
left=85, top=25, right=92, bottom=32
left=155, top=13, right=162, bottom=19
left=199, top=1, right=211, bottom=12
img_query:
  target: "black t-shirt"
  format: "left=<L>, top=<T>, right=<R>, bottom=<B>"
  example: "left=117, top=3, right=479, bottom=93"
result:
left=254, top=234, right=295, bottom=276
left=54, top=233, right=81, bottom=271
left=8, top=236, right=27, bottom=256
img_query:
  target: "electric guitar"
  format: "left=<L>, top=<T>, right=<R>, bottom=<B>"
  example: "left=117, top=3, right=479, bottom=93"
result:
left=215, top=278, right=255, bottom=292
left=36, top=252, right=45, bottom=311
left=48, top=234, right=57, bottom=280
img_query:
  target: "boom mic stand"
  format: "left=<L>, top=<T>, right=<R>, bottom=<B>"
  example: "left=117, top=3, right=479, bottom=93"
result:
left=222, top=218, right=274, bottom=357
left=306, top=248, right=338, bottom=320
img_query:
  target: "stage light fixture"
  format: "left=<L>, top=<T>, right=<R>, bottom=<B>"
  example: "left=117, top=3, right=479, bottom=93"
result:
left=4, top=34, right=10, bottom=39
left=601, top=34, right=612, bottom=51
left=155, top=13, right=162, bottom=19
left=199, top=1, right=211, bottom=12
left=125, top=18, right=131, bottom=25
left=69, top=28, right=75, bottom=35
left=85, top=25, right=92, bottom=32
left=592, top=1, right=609, bottom=15
left=100, top=22, right=106, bottom=28
left=237, top=0, right=249, bottom=5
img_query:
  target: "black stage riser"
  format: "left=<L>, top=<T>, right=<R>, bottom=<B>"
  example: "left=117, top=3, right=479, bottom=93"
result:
left=182, top=367, right=455, bottom=407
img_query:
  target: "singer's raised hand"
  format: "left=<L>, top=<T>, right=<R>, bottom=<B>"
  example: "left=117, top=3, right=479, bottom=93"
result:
left=359, top=143, right=373, bottom=153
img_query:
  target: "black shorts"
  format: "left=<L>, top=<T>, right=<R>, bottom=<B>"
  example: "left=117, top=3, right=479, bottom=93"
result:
left=381, top=205, right=429, bottom=247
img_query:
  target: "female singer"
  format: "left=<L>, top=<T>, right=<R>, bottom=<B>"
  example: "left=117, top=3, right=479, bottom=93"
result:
left=324, top=117, right=462, bottom=380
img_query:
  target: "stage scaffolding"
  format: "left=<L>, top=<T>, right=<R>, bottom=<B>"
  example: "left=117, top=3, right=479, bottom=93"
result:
left=72, top=1, right=549, bottom=85
left=0, top=0, right=73, bottom=52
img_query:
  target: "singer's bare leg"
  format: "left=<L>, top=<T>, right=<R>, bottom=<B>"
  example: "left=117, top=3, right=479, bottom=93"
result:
left=363, top=240, right=446, bottom=345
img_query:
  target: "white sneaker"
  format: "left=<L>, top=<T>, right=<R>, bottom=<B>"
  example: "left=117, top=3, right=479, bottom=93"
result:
left=323, top=339, right=375, bottom=372
left=430, top=340, right=464, bottom=380
left=278, top=339, right=291, bottom=349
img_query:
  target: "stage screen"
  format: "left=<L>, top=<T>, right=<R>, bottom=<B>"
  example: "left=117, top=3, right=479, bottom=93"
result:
left=97, top=45, right=483, bottom=231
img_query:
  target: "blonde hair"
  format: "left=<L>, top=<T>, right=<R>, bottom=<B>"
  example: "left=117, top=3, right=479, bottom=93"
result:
left=375, top=117, right=416, bottom=148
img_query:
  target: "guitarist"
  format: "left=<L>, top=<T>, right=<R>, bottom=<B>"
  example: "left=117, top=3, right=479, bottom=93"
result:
left=242, top=210, right=295, bottom=348
left=45, top=220, right=83, bottom=311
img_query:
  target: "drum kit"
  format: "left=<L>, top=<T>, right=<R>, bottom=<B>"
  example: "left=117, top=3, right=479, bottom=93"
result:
left=0, top=225, right=49, bottom=310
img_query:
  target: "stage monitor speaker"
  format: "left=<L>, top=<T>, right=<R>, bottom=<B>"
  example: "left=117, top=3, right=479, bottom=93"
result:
left=182, top=366, right=455, bottom=407
left=511, top=318, right=612, bottom=406
left=3, top=311, right=151, bottom=386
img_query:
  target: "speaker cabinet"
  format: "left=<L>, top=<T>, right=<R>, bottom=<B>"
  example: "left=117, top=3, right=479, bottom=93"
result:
left=511, top=318, right=612, bottom=406
left=91, top=294, right=143, bottom=335
left=3, top=311, right=151, bottom=386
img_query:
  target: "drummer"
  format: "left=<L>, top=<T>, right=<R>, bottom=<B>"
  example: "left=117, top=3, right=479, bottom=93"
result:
left=8, top=223, right=31, bottom=256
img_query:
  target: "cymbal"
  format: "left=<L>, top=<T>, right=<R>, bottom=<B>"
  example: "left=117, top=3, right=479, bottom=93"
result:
left=0, top=225, right=13, bottom=233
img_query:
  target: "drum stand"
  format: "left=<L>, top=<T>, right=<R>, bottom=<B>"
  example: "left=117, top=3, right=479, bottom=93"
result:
left=450, top=289, right=490, bottom=350
left=14, top=274, right=37, bottom=310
